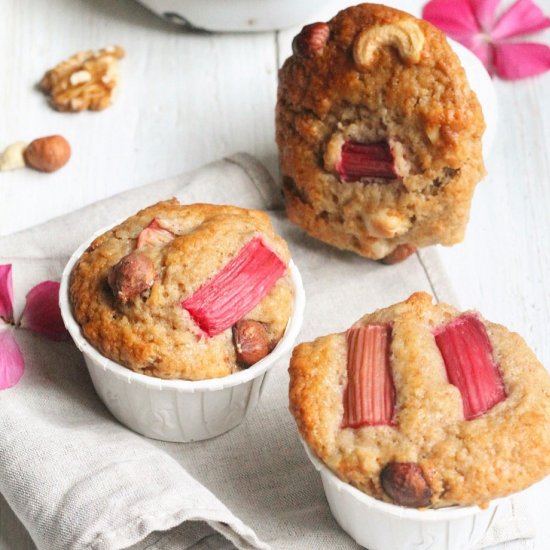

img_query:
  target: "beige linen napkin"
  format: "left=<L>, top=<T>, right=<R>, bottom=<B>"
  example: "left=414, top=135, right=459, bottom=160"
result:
left=0, top=154, right=534, bottom=550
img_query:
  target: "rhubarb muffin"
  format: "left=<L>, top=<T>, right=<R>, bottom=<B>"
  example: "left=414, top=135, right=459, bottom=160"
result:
left=70, top=199, right=293, bottom=380
left=289, top=292, right=550, bottom=508
left=276, top=3, right=486, bottom=262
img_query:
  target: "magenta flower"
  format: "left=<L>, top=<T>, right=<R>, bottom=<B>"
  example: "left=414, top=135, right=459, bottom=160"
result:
left=423, top=0, right=550, bottom=79
left=0, top=264, right=69, bottom=390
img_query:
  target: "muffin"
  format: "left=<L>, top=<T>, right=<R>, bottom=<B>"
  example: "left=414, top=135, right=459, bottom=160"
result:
left=289, top=292, right=550, bottom=508
left=276, top=3, right=486, bottom=262
left=70, top=199, right=293, bottom=380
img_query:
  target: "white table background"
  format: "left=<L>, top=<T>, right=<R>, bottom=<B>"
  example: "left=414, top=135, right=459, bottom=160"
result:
left=1, top=0, right=549, bottom=548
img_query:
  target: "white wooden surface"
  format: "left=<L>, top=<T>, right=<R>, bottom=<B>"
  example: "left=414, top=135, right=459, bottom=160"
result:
left=1, top=0, right=549, bottom=548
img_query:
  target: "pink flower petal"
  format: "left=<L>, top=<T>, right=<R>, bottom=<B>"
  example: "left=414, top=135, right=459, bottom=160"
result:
left=20, top=281, right=69, bottom=341
left=423, top=0, right=480, bottom=38
left=0, top=328, right=25, bottom=390
left=469, top=39, right=495, bottom=73
left=0, top=264, right=14, bottom=324
left=492, top=0, right=550, bottom=40
left=493, top=41, right=550, bottom=79
left=472, top=0, right=502, bottom=32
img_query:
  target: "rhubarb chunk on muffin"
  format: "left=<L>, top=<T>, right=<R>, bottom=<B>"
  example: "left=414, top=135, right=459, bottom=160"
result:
left=70, top=199, right=293, bottom=380
left=289, top=293, right=550, bottom=508
left=276, top=3, right=486, bottom=261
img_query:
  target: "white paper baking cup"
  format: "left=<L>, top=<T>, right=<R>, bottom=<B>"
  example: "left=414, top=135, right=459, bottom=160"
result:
left=60, top=225, right=305, bottom=442
left=302, top=441, right=508, bottom=550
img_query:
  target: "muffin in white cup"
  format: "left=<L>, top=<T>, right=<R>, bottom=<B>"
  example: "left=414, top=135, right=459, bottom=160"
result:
left=60, top=200, right=305, bottom=442
left=289, top=293, right=550, bottom=548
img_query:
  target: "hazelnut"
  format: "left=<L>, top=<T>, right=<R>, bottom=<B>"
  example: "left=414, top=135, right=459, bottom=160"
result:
left=233, top=320, right=270, bottom=367
left=292, top=22, right=330, bottom=58
left=379, top=244, right=417, bottom=265
left=24, top=135, right=71, bottom=173
left=107, top=252, right=157, bottom=303
left=380, top=462, right=432, bottom=507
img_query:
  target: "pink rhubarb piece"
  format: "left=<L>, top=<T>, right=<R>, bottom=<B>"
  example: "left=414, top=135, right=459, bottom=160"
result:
left=137, top=218, right=176, bottom=249
left=336, top=141, right=397, bottom=182
left=435, top=314, right=506, bottom=419
left=182, top=237, right=286, bottom=337
left=342, top=324, right=395, bottom=428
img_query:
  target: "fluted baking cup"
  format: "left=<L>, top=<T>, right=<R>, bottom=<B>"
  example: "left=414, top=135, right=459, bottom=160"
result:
left=302, top=441, right=508, bottom=550
left=60, top=223, right=305, bottom=442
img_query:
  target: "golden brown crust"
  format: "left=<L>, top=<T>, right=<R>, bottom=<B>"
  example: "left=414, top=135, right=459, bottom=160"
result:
left=276, top=4, right=486, bottom=259
left=70, top=200, right=293, bottom=380
left=289, top=292, right=550, bottom=507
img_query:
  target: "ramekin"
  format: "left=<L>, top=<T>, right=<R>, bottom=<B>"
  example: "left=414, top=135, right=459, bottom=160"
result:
left=59, top=225, right=305, bottom=442
left=302, top=441, right=508, bottom=550
left=448, top=38, right=497, bottom=163
left=135, top=0, right=333, bottom=32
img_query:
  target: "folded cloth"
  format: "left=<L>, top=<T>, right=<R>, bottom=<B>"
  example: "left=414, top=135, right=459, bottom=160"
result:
left=0, top=154, right=534, bottom=550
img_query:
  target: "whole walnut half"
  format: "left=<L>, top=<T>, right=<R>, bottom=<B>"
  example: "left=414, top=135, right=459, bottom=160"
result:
left=39, top=46, right=125, bottom=112
left=380, top=462, right=432, bottom=507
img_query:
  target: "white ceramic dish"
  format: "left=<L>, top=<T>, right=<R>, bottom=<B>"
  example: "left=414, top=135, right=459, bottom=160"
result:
left=136, top=0, right=332, bottom=32
left=60, top=224, right=305, bottom=442
left=448, top=38, right=497, bottom=163
left=302, top=441, right=507, bottom=550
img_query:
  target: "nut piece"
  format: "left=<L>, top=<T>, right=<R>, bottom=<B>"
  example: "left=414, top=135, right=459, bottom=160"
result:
left=379, top=244, right=417, bottom=265
left=292, top=22, right=330, bottom=58
left=39, top=46, right=125, bottom=112
left=69, top=70, right=92, bottom=86
left=107, top=252, right=157, bottom=303
left=366, top=209, right=411, bottom=239
left=353, top=20, right=425, bottom=70
left=233, top=320, right=270, bottom=367
left=24, top=135, right=71, bottom=173
left=380, top=462, right=432, bottom=507
left=324, top=133, right=346, bottom=172
left=0, top=141, right=28, bottom=172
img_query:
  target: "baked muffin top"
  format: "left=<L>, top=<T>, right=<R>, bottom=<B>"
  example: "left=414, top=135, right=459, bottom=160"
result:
left=289, top=292, right=550, bottom=508
left=276, top=3, right=486, bottom=260
left=70, top=200, right=293, bottom=380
